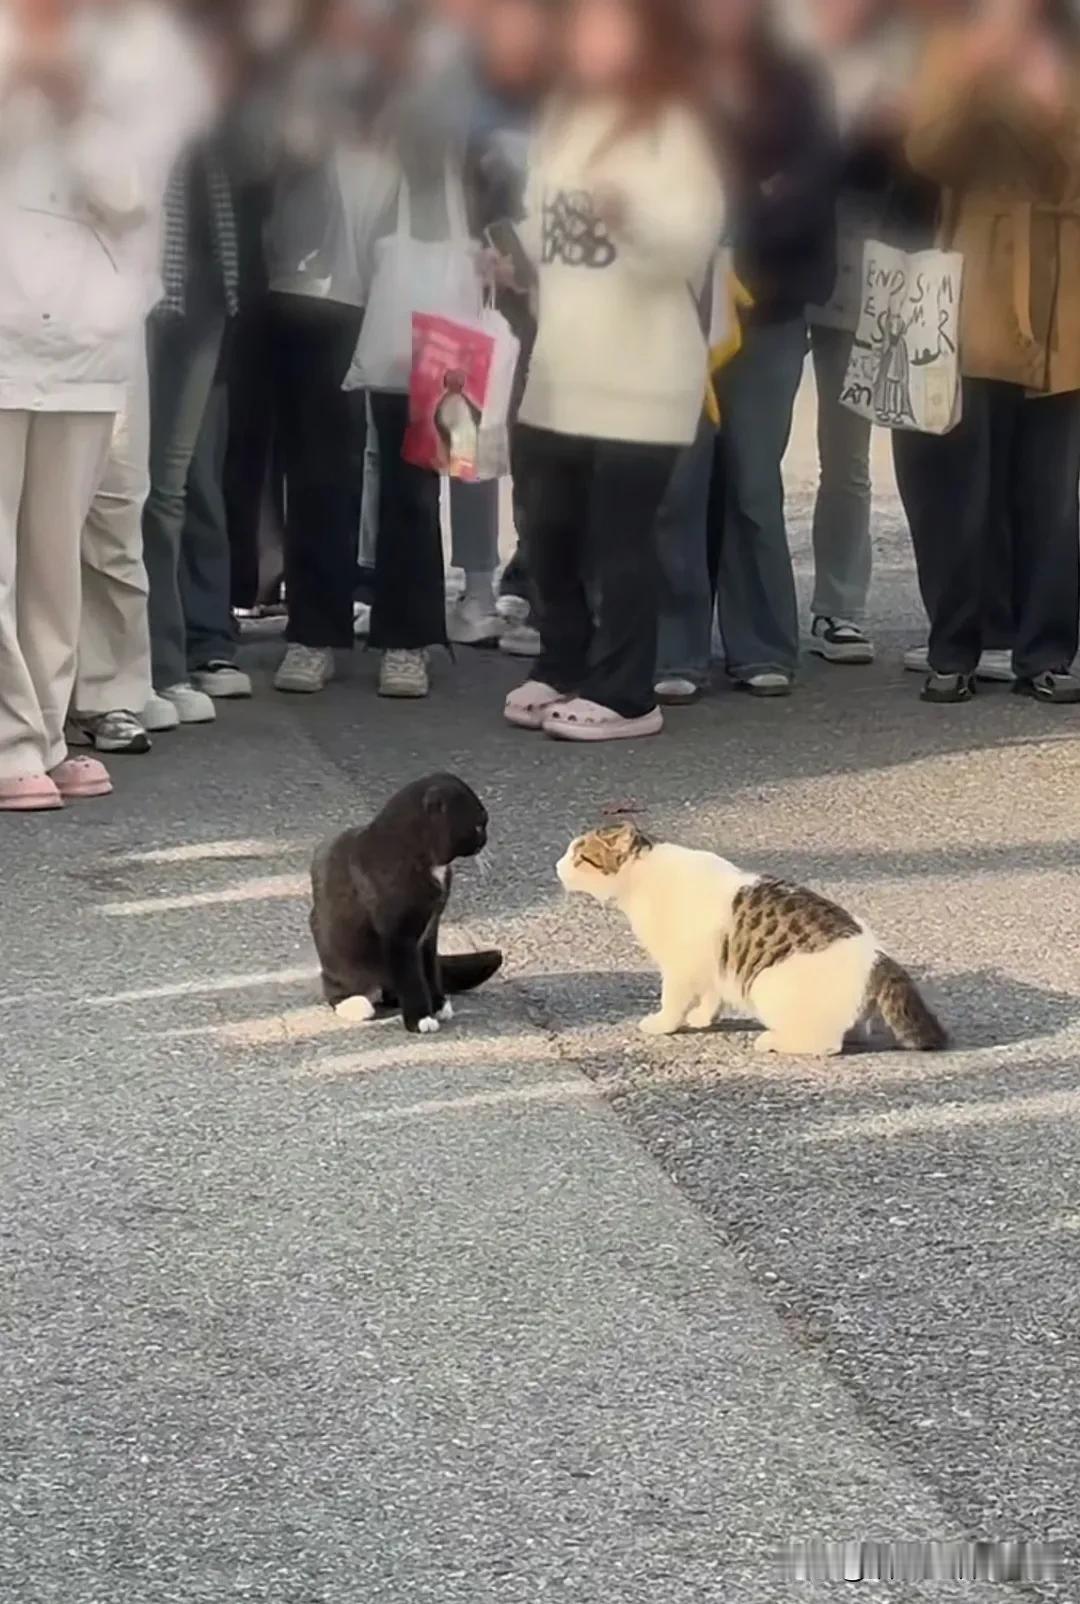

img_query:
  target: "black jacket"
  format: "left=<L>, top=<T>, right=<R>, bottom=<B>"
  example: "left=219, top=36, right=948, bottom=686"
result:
left=720, top=53, right=840, bottom=322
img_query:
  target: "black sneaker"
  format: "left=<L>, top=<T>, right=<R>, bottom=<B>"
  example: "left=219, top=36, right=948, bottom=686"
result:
left=809, top=616, right=875, bottom=664
left=921, top=671, right=976, bottom=704
left=1013, top=669, right=1080, bottom=704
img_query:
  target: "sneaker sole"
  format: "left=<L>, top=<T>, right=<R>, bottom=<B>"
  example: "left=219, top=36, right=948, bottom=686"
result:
left=449, top=635, right=502, bottom=649
left=1012, top=680, right=1080, bottom=704
left=735, top=680, right=793, bottom=699
left=808, top=641, right=875, bottom=665
left=378, top=684, right=429, bottom=699
left=66, top=725, right=151, bottom=755
left=193, top=682, right=253, bottom=700
left=921, top=685, right=975, bottom=704
left=274, top=680, right=331, bottom=695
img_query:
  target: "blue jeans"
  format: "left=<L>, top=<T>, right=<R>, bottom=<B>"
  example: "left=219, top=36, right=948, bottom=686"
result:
left=656, top=413, right=717, bottom=684
left=714, top=318, right=807, bottom=680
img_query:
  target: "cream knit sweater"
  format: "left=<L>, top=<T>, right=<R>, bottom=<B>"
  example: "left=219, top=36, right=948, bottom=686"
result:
left=518, top=98, right=726, bottom=447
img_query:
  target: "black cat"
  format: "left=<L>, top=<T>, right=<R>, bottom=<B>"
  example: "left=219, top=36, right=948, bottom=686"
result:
left=309, top=774, right=503, bottom=1034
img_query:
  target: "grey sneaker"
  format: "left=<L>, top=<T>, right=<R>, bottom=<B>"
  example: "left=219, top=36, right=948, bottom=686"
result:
left=1013, top=668, right=1080, bottom=704
left=67, top=709, right=151, bottom=754
left=274, top=645, right=335, bottom=694
left=378, top=649, right=429, bottom=699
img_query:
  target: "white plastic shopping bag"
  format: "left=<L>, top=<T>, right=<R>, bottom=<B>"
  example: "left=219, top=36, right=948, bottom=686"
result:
left=840, top=239, right=963, bottom=434
left=345, top=162, right=483, bottom=394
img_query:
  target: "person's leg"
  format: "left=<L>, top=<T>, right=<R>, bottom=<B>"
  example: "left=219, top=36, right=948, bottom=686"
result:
left=714, top=319, right=807, bottom=688
left=144, top=304, right=226, bottom=695
left=514, top=425, right=592, bottom=695
left=17, top=413, right=114, bottom=782
left=183, top=370, right=249, bottom=695
left=448, top=477, right=502, bottom=643
left=224, top=299, right=275, bottom=612
left=0, top=411, right=47, bottom=786
left=1011, top=387, right=1080, bottom=692
left=808, top=323, right=874, bottom=653
left=578, top=441, right=679, bottom=719
left=894, top=378, right=993, bottom=685
left=368, top=389, right=446, bottom=657
left=656, top=414, right=717, bottom=692
left=74, top=341, right=153, bottom=740
left=275, top=298, right=363, bottom=652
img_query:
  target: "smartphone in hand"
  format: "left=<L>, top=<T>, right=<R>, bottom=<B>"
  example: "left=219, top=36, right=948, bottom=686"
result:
left=483, top=220, right=535, bottom=293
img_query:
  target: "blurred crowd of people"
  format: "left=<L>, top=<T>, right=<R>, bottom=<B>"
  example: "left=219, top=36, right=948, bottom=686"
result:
left=2, top=0, right=1080, bottom=809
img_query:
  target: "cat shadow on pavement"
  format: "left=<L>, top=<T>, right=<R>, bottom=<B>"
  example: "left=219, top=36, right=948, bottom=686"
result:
left=516, top=966, right=1080, bottom=1054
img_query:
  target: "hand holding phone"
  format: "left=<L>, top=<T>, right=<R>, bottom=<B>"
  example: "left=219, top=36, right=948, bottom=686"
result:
left=483, top=220, right=535, bottom=294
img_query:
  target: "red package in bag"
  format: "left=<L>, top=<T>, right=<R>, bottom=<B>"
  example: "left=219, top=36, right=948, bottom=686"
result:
left=403, top=312, right=495, bottom=481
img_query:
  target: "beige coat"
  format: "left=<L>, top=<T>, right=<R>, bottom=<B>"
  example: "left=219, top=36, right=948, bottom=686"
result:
left=907, top=27, right=1080, bottom=395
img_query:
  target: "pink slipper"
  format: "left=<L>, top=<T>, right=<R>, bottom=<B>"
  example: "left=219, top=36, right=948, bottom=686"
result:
left=504, top=680, right=567, bottom=731
left=0, top=773, right=63, bottom=812
left=542, top=697, right=664, bottom=742
left=49, top=756, right=113, bottom=799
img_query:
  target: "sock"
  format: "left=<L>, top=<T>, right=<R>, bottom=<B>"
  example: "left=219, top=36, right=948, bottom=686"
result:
left=462, top=570, right=495, bottom=607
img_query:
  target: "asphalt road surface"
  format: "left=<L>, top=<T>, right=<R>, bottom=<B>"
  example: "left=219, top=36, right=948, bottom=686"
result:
left=2, top=397, right=1078, bottom=1602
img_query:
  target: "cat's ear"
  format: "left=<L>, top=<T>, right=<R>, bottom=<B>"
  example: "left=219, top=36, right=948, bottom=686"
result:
left=576, top=824, right=652, bottom=875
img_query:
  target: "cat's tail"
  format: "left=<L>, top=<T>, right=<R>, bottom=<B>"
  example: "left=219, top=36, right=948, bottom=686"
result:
left=869, top=954, right=948, bottom=1051
left=441, top=951, right=504, bottom=993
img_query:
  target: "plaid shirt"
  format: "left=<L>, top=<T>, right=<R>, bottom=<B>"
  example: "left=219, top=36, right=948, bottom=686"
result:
left=155, top=142, right=239, bottom=319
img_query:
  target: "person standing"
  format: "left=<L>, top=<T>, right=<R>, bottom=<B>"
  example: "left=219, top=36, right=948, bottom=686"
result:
left=898, top=0, right=1080, bottom=704
left=0, top=0, right=145, bottom=809
left=140, top=135, right=243, bottom=725
left=504, top=0, right=725, bottom=742
left=803, top=0, right=916, bottom=668
left=66, top=0, right=219, bottom=755
left=703, top=0, right=839, bottom=698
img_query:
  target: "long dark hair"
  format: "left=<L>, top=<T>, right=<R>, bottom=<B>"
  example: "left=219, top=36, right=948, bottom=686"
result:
left=572, top=0, right=705, bottom=157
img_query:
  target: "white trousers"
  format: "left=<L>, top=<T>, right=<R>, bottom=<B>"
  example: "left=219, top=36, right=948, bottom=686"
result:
left=0, top=411, right=114, bottom=778
left=75, top=346, right=153, bottom=714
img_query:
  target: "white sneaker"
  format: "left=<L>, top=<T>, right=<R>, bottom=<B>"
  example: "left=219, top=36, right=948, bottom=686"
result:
left=274, top=644, right=335, bottom=694
left=497, top=592, right=531, bottom=624
left=977, top=649, right=1015, bottom=683
left=142, top=693, right=181, bottom=732
left=191, top=661, right=253, bottom=699
left=738, top=671, right=793, bottom=698
left=378, top=649, right=429, bottom=698
left=447, top=595, right=502, bottom=647
left=499, top=623, right=542, bottom=659
left=655, top=677, right=701, bottom=705
left=153, top=684, right=216, bottom=725
left=809, top=616, right=875, bottom=664
left=905, top=644, right=1015, bottom=681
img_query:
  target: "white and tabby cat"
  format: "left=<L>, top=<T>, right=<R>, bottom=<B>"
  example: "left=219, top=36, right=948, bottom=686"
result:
left=557, top=824, right=947, bottom=1055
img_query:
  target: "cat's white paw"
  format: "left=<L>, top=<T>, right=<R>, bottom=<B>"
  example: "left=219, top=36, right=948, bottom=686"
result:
left=639, top=1012, right=679, bottom=1037
left=753, top=1030, right=782, bottom=1054
left=417, top=1016, right=441, bottom=1035
left=335, top=995, right=376, bottom=1024
left=686, top=1002, right=717, bottom=1030
left=436, top=1000, right=454, bottom=1023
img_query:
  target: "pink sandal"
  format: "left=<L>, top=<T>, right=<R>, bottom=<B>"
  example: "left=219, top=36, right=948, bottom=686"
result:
left=0, top=774, right=64, bottom=812
left=49, top=756, right=113, bottom=800
left=504, top=680, right=567, bottom=731
left=542, top=697, right=664, bottom=743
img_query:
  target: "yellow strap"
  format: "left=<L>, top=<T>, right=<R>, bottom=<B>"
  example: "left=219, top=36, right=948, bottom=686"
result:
left=703, top=274, right=753, bottom=424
